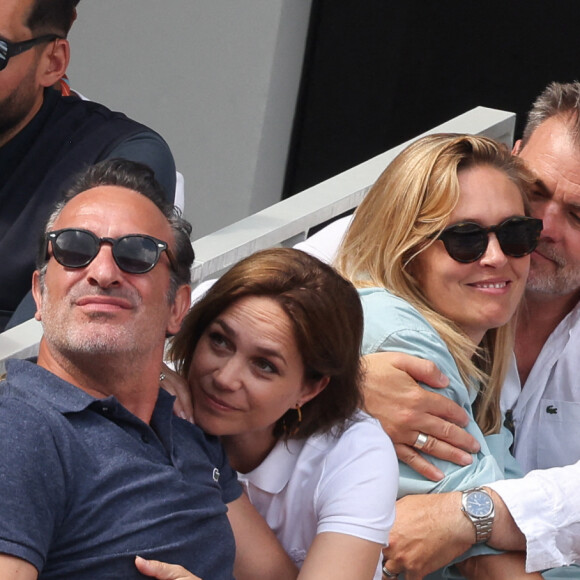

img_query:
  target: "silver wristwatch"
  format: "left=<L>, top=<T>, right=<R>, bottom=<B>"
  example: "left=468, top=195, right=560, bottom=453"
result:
left=461, top=487, right=495, bottom=543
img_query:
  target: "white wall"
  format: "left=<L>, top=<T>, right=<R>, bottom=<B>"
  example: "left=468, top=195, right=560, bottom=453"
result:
left=67, top=0, right=311, bottom=236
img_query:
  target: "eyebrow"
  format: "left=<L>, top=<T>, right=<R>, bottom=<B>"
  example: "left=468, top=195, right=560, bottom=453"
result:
left=531, top=177, right=551, bottom=196
left=213, top=318, right=288, bottom=365
left=531, top=178, right=580, bottom=210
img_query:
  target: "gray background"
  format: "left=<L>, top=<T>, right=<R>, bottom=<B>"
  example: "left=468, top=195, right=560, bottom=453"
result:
left=68, top=1, right=311, bottom=237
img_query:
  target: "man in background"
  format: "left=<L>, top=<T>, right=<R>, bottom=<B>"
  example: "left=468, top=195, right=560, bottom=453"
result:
left=0, top=0, right=176, bottom=331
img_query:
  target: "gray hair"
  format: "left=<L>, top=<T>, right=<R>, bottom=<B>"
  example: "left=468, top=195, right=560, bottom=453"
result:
left=522, top=81, right=580, bottom=147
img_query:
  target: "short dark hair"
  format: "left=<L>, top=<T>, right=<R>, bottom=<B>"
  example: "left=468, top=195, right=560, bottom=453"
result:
left=27, top=0, right=79, bottom=36
left=37, top=158, right=194, bottom=297
left=170, top=248, right=365, bottom=440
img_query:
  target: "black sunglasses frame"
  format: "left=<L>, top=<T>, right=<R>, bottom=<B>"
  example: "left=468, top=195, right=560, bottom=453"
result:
left=45, top=228, right=176, bottom=274
left=434, top=216, right=543, bottom=263
left=0, top=34, right=63, bottom=71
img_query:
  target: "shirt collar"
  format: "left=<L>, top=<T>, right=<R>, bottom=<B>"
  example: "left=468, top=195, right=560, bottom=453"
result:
left=241, top=437, right=306, bottom=494
left=565, top=298, right=580, bottom=335
left=4, top=358, right=175, bottom=419
left=6, top=358, right=98, bottom=413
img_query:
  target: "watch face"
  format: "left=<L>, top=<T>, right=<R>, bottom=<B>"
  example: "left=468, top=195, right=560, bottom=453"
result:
left=465, top=491, right=493, bottom=517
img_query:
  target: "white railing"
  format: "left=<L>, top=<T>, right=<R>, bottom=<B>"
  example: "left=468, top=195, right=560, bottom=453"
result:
left=0, top=106, right=515, bottom=373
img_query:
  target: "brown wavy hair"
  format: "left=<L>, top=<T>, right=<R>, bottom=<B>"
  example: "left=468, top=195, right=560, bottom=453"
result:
left=169, top=248, right=364, bottom=440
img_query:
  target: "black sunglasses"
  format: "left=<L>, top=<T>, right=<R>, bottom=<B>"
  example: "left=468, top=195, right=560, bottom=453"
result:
left=434, top=216, right=543, bottom=263
left=45, top=228, right=176, bottom=274
left=0, top=34, right=62, bottom=71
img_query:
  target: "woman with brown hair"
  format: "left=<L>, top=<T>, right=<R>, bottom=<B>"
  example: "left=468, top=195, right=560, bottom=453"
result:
left=161, top=247, right=397, bottom=580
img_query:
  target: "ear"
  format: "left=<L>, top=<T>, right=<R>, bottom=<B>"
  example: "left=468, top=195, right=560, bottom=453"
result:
left=31, top=270, right=43, bottom=321
left=512, top=139, right=523, bottom=155
left=166, top=284, right=191, bottom=336
left=37, top=38, right=70, bottom=88
left=298, top=375, right=330, bottom=407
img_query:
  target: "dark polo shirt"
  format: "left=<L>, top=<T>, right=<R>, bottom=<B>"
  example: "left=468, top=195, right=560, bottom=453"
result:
left=0, top=359, right=239, bottom=579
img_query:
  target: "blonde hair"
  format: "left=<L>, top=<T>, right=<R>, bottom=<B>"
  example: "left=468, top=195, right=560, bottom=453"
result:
left=336, top=133, right=534, bottom=434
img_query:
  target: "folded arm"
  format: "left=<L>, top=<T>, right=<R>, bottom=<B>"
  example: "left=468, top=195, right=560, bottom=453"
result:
left=382, top=491, right=537, bottom=580
left=363, top=351, right=480, bottom=481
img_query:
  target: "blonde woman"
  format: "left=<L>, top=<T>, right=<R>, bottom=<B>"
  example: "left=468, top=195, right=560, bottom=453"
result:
left=336, top=134, right=544, bottom=578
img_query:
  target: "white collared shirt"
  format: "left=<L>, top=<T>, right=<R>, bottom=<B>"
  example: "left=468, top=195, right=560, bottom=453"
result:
left=494, top=300, right=580, bottom=572
left=501, top=300, right=580, bottom=473
left=489, top=461, right=580, bottom=572
left=237, top=413, right=398, bottom=579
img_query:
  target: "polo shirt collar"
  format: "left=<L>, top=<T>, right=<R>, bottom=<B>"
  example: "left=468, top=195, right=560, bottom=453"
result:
left=242, top=437, right=306, bottom=494
left=5, top=358, right=175, bottom=418
left=6, top=358, right=98, bottom=413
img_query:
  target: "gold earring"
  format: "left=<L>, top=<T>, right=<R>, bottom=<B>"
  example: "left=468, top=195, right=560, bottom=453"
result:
left=295, top=404, right=302, bottom=425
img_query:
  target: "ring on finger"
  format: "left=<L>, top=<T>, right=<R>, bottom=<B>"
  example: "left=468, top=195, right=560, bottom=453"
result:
left=382, top=564, right=397, bottom=578
left=413, top=432, right=428, bottom=450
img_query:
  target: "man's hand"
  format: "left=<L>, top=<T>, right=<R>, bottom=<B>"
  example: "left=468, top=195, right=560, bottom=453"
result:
left=134, top=556, right=202, bottom=580
left=382, top=493, right=474, bottom=579
left=362, top=352, right=480, bottom=481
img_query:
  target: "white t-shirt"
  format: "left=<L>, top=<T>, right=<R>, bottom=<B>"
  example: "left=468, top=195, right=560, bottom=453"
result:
left=237, top=413, right=398, bottom=580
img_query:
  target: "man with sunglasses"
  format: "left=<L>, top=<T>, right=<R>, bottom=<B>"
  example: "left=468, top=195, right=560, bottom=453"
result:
left=0, top=159, right=295, bottom=579
left=0, top=0, right=176, bottom=333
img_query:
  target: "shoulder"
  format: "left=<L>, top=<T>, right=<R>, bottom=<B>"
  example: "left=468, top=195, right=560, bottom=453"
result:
left=359, top=288, right=434, bottom=332
left=358, top=288, right=445, bottom=354
left=105, top=131, right=176, bottom=201
left=174, top=419, right=226, bottom=463
left=309, top=413, right=397, bottom=481
left=310, top=415, right=398, bottom=541
left=173, top=419, right=241, bottom=501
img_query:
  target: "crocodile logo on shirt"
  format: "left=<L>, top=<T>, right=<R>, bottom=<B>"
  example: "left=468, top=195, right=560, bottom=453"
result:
left=546, top=405, right=558, bottom=415
left=212, top=467, right=220, bottom=482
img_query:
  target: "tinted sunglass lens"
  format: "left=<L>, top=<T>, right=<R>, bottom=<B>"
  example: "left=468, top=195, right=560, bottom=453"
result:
left=114, top=236, right=159, bottom=273
left=53, top=230, right=98, bottom=267
left=443, top=228, right=488, bottom=263
left=497, top=220, right=539, bottom=257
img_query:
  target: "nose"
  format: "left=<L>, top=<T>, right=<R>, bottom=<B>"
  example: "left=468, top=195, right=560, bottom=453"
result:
left=535, top=202, right=562, bottom=242
left=479, top=233, right=508, bottom=267
left=85, top=244, right=122, bottom=288
left=213, top=356, right=244, bottom=392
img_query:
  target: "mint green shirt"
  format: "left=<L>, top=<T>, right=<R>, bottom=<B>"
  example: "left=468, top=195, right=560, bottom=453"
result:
left=359, top=287, right=522, bottom=579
